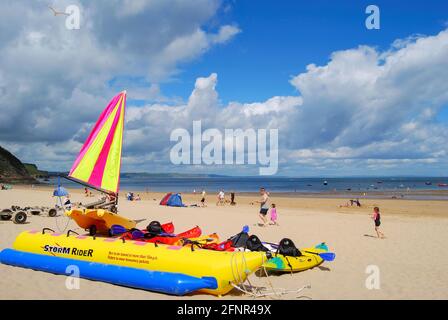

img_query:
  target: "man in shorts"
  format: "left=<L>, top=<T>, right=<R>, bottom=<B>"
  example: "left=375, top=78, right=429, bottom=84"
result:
left=256, top=187, right=270, bottom=226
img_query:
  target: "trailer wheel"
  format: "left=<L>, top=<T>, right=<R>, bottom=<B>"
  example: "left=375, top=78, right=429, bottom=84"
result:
left=48, top=209, right=57, bottom=217
left=13, top=211, right=27, bottom=224
left=88, top=225, right=97, bottom=236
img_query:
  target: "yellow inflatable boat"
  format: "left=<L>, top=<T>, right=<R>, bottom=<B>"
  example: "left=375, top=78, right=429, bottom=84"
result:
left=6, top=230, right=267, bottom=296
left=66, top=208, right=136, bottom=235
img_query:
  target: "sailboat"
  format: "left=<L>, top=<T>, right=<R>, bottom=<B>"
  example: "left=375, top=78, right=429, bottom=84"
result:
left=65, top=91, right=136, bottom=235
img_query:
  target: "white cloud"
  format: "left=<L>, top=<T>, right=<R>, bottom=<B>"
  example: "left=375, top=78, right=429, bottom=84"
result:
left=1, top=2, right=448, bottom=175
left=118, top=29, right=448, bottom=175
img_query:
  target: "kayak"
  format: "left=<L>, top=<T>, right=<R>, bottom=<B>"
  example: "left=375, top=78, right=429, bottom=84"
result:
left=66, top=208, right=136, bottom=235
left=262, top=243, right=329, bottom=272
left=124, top=226, right=202, bottom=245
left=0, top=230, right=267, bottom=296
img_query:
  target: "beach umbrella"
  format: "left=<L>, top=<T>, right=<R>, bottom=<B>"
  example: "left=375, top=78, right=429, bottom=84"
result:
left=53, top=176, right=69, bottom=197
left=53, top=176, right=70, bottom=211
left=53, top=186, right=69, bottom=197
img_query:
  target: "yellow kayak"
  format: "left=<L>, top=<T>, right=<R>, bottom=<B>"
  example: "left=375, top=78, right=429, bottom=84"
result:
left=262, top=243, right=328, bottom=272
left=66, top=208, right=136, bottom=235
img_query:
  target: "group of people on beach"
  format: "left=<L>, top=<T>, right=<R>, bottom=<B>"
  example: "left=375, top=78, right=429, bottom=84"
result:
left=215, top=189, right=236, bottom=206
left=126, top=192, right=141, bottom=201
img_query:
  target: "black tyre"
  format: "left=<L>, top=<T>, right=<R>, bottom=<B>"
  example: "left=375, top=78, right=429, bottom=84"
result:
left=1, top=209, right=13, bottom=221
left=88, top=225, right=97, bottom=236
left=13, top=211, right=27, bottom=224
left=48, top=209, right=57, bottom=217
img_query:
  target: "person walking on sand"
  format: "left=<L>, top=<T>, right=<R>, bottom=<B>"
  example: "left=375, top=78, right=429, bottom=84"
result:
left=269, top=203, right=279, bottom=225
left=230, top=191, right=236, bottom=205
left=372, top=207, right=385, bottom=239
left=217, top=189, right=225, bottom=206
left=256, top=187, right=270, bottom=226
left=200, top=189, right=207, bottom=207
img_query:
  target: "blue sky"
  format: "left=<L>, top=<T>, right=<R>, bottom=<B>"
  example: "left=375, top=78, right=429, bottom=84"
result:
left=1, top=0, right=448, bottom=176
left=161, top=0, right=448, bottom=104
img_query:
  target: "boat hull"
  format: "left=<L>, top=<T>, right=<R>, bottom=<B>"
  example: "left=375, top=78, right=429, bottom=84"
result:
left=66, top=208, right=136, bottom=233
left=0, top=249, right=217, bottom=296
left=262, top=245, right=327, bottom=272
left=6, top=230, right=266, bottom=295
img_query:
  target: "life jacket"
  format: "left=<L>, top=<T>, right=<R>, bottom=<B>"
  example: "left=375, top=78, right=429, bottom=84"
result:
left=201, top=240, right=235, bottom=252
left=277, top=238, right=302, bottom=257
left=228, top=231, right=249, bottom=248
left=245, top=235, right=270, bottom=252
left=146, top=221, right=164, bottom=235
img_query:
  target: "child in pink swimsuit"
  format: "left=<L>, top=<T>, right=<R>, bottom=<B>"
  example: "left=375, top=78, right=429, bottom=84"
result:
left=270, top=203, right=279, bottom=225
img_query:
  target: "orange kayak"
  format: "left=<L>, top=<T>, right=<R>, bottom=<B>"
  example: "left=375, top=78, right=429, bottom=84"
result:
left=121, top=225, right=202, bottom=245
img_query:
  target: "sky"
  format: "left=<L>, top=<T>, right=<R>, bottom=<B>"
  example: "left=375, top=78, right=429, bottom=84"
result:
left=0, top=0, right=448, bottom=177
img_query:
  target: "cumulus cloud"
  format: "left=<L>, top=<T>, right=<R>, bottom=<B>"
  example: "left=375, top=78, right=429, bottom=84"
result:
left=119, top=29, right=448, bottom=175
left=0, top=0, right=240, bottom=163
left=1, top=1, right=447, bottom=175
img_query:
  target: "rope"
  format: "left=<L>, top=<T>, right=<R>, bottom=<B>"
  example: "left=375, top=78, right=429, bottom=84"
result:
left=228, top=249, right=312, bottom=299
left=230, top=283, right=311, bottom=299
left=55, top=214, right=71, bottom=233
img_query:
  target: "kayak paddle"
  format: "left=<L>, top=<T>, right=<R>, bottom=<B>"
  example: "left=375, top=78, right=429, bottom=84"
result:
left=304, top=251, right=336, bottom=262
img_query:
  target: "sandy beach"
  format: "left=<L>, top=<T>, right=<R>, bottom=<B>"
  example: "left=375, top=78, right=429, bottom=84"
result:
left=0, top=186, right=447, bottom=300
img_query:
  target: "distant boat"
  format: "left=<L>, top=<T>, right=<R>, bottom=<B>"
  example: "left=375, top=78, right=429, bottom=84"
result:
left=323, top=181, right=328, bottom=185
left=425, top=182, right=432, bottom=185
left=438, top=183, right=448, bottom=187
left=306, top=184, right=313, bottom=187
left=377, top=181, right=383, bottom=184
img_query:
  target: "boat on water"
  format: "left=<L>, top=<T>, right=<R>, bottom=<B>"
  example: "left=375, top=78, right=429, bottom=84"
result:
left=438, top=183, right=448, bottom=187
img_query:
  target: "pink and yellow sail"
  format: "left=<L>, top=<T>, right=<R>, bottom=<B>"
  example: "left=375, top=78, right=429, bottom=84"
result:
left=69, top=91, right=126, bottom=194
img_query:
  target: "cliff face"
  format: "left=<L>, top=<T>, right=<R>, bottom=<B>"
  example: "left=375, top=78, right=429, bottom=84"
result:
left=0, top=146, right=37, bottom=183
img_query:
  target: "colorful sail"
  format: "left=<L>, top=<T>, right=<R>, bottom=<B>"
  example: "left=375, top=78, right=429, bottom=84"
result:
left=69, top=91, right=126, bottom=194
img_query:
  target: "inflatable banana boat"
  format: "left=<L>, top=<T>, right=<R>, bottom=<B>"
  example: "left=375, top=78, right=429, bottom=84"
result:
left=0, top=230, right=267, bottom=296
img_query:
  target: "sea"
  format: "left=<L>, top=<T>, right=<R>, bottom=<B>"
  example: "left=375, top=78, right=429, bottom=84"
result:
left=42, top=176, right=448, bottom=197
